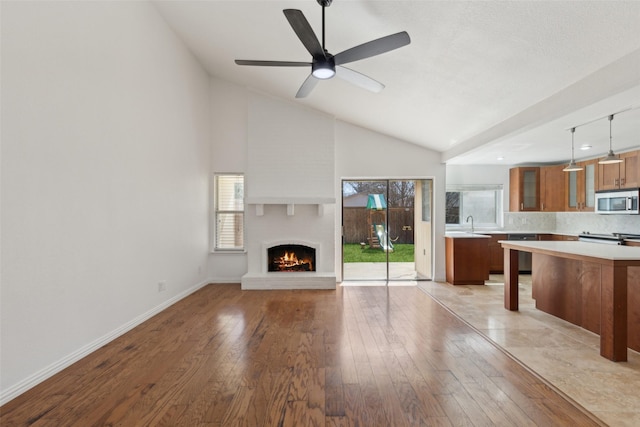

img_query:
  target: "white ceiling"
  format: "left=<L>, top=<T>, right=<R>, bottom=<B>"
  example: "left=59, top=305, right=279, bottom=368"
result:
left=153, top=0, right=640, bottom=166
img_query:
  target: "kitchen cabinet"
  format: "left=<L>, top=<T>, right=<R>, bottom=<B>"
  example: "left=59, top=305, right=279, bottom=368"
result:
left=540, top=165, right=565, bottom=211
left=488, top=234, right=508, bottom=273
left=598, top=150, right=639, bottom=190
left=510, top=165, right=565, bottom=212
left=509, top=151, right=638, bottom=211
left=538, top=234, right=579, bottom=241
left=510, top=167, right=540, bottom=211
left=566, top=158, right=597, bottom=211
left=445, top=235, right=490, bottom=285
left=553, top=234, right=579, bottom=241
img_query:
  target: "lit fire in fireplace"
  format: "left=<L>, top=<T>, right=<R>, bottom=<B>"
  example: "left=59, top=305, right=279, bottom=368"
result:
left=268, top=245, right=316, bottom=272
left=273, top=251, right=313, bottom=271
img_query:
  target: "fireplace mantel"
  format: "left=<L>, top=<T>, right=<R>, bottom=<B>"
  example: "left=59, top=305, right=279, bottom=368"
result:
left=247, top=197, right=335, bottom=216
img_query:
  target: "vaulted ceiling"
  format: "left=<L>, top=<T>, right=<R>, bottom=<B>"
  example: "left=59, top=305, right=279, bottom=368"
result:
left=154, top=1, right=640, bottom=165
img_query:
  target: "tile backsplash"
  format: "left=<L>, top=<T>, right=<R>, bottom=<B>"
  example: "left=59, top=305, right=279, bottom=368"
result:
left=554, top=212, right=640, bottom=235
left=503, top=212, right=555, bottom=232
left=503, top=212, right=640, bottom=235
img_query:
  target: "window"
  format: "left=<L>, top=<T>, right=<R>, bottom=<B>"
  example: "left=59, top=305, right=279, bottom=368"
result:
left=446, top=185, right=503, bottom=228
left=421, top=179, right=432, bottom=222
left=214, top=174, right=244, bottom=250
left=445, top=191, right=461, bottom=224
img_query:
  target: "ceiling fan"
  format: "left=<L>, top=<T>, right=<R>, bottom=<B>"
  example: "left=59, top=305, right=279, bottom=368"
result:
left=235, top=0, right=411, bottom=98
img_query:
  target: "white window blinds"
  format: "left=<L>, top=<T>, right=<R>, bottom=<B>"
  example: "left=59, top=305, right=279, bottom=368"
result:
left=215, top=174, right=244, bottom=250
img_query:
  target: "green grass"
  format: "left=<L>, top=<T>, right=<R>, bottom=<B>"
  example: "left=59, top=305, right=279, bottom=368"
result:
left=342, top=243, right=414, bottom=263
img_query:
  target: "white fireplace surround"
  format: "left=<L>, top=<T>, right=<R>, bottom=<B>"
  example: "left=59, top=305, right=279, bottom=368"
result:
left=242, top=93, right=337, bottom=290
left=263, top=240, right=319, bottom=273
left=241, top=271, right=335, bottom=290
left=241, top=238, right=335, bottom=290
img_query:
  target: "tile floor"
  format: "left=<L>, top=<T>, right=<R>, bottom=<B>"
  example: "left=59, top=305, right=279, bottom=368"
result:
left=417, top=275, right=640, bottom=427
left=342, top=261, right=421, bottom=281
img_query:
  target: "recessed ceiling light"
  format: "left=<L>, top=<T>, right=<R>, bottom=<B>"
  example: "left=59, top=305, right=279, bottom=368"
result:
left=496, top=156, right=504, bottom=161
left=580, top=144, right=592, bottom=150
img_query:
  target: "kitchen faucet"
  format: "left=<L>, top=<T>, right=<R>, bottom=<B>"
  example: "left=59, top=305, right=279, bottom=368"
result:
left=466, top=215, right=474, bottom=233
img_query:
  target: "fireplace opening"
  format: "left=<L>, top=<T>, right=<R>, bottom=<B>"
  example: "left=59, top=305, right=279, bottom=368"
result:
left=268, top=244, right=316, bottom=272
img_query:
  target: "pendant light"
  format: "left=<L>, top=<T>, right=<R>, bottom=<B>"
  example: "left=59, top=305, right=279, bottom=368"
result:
left=563, top=127, right=583, bottom=172
left=599, top=114, right=623, bottom=164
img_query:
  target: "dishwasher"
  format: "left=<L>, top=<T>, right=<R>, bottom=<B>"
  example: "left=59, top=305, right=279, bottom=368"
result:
left=507, top=234, right=536, bottom=273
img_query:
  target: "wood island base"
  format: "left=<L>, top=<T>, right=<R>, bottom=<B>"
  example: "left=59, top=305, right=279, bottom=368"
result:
left=501, top=241, right=640, bottom=362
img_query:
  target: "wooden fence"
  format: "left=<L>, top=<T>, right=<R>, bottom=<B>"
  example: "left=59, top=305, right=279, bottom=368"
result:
left=342, top=207, right=415, bottom=244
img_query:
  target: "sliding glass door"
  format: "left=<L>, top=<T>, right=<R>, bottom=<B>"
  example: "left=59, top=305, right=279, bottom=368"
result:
left=387, top=180, right=416, bottom=280
left=342, top=179, right=433, bottom=282
left=342, top=180, right=389, bottom=281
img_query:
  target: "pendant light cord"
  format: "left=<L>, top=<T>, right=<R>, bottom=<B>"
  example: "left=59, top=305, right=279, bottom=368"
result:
left=570, top=127, right=576, bottom=162
left=608, top=114, right=614, bottom=151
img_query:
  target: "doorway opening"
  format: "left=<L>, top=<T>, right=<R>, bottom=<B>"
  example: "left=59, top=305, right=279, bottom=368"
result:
left=341, top=179, right=433, bottom=282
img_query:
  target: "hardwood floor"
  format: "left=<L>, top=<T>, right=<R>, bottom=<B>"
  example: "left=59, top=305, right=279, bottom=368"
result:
left=0, top=284, right=602, bottom=426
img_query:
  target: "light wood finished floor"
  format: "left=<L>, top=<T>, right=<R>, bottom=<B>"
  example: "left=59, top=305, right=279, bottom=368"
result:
left=1, top=284, right=601, bottom=426
left=421, top=275, right=640, bottom=427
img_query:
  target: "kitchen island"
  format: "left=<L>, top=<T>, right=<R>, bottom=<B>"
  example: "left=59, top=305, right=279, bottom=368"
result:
left=445, top=232, right=490, bottom=285
left=500, top=240, right=640, bottom=362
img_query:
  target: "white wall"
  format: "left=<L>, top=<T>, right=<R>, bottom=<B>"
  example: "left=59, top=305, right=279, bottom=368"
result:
left=335, top=121, right=446, bottom=281
left=247, top=94, right=335, bottom=200
left=208, top=79, right=248, bottom=282
left=1, top=1, right=211, bottom=403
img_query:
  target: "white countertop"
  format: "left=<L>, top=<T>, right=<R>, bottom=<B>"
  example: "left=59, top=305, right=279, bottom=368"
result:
left=478, top=230, right=544, bottom=234
left=445, top=232, right=491, bottom=239
left=447, top=230, right=578, bottom=236
left=499, top=240, right=640, bottom=262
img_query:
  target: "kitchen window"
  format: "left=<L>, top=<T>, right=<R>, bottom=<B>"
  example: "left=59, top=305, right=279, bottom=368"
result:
left=214, top=174, right=244, bottom=251
left=446, top=185, right=503, bottom=229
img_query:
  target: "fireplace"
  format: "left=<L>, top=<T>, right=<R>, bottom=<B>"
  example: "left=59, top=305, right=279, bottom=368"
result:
left=240, top=209, right=336, bottom=290
left=268, top=244, right=316, bottom=272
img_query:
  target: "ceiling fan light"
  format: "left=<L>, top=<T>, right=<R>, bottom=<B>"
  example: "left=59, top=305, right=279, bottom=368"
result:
left=312, top=63, right=335, bottom=79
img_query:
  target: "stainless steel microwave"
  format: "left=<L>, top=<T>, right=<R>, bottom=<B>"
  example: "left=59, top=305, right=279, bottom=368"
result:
left=595, top=188, right=639, bottom=214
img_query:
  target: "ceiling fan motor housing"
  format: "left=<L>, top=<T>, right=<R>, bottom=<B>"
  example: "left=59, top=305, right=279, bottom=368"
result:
left=312, top=55, right=336, bottom=79
left=317, top=0, right=333, bottom=7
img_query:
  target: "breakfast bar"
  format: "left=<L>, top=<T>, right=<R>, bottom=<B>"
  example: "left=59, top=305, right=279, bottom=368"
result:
left=500, top=240, right=640, bottom=362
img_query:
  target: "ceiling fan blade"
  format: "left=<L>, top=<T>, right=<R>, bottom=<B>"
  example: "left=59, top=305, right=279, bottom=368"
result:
left=334, top=31, right=411, bottom=65
left=283, top=9, right=326, bottom=59
left=296, top=74, right=319, bottom=98
left=235, top=60, right=310, bottom=67
left=335, top=66, right=384, bottom=93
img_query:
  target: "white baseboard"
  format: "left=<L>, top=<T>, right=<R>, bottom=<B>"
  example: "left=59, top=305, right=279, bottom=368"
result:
left=207, top=277, right=243, bottom=284
left=0, top=279, right=211, bottom=406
